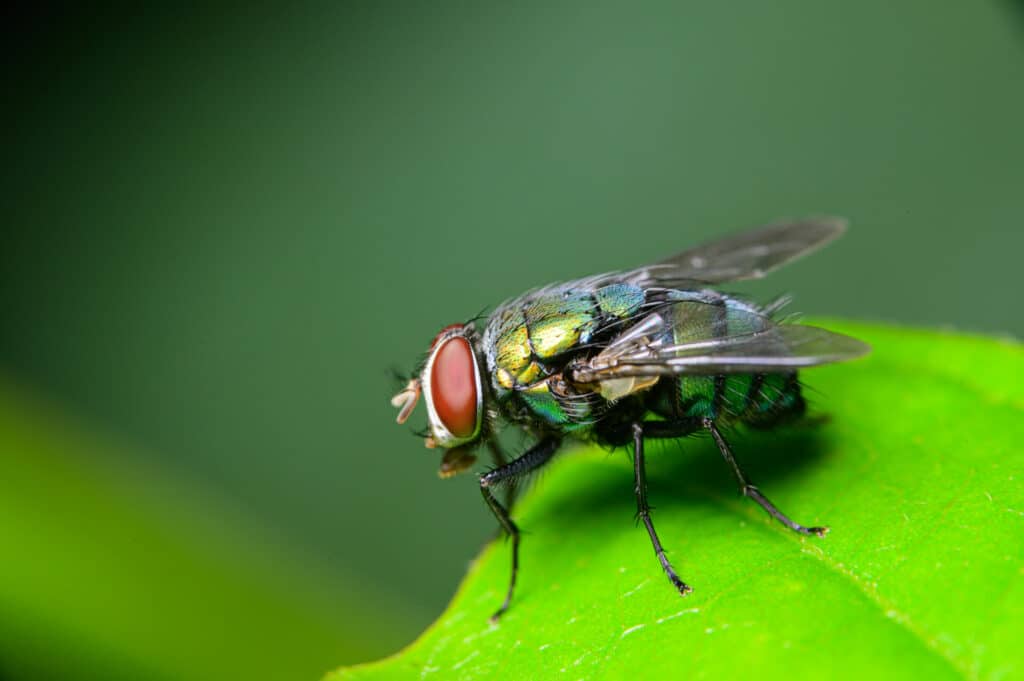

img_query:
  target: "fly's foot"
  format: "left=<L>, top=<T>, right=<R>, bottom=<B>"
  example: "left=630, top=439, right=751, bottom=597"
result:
left=488, top=603, right=507, bottom=624
left=662, top=566, right=692, bottom=596
left=790, top=523, right=829, bottom=537
left=673, top=578, right=693, bottom=596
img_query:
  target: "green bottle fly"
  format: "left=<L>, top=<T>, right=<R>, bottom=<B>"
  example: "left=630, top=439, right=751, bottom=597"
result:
left=391, top=217, right=869, bottom=621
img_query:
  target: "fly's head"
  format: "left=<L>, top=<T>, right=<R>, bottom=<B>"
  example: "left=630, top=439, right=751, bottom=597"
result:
left=391, top=323, right=486, bottom=478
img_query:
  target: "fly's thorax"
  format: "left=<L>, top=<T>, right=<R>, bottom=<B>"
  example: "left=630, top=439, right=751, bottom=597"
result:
left=483, top=282, right=646, bottom=396
left=478, top=283, right=649, bottom=434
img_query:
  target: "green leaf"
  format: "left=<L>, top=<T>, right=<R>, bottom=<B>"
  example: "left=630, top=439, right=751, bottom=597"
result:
left=0, top=381, right=408, bottom=681
left=327, top=322, right=1023, bottom=680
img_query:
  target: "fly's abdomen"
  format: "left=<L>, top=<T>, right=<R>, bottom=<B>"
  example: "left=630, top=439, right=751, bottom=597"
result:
left=652, top=290, right=805, bottom=424
left=656, top=371, right=804, bottom=425
left=675, top=375, right=717, bottom=418
left=678, top=374, right=757, bottom=420
left=742, top=373, right=805, bottom=427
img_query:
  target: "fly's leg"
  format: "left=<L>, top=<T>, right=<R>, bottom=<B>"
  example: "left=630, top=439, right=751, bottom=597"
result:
left=480, top=438, right=560, bottom=622
left=487, top=439, right=517, bottom=512
left=632, top=422, right=693, bottom=596
left=704, top=418, right=828, bottom=537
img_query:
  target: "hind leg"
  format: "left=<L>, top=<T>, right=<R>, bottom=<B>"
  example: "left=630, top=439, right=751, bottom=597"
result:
left=704, top=418, right=828, bottom=537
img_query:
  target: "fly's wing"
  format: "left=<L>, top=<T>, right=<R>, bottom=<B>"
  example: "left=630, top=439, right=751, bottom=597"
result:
left=587, top=313, right=668, bottom=400
left=628, top=216, right=847, bottom=287
left=571, top=301, right=869, bottom=394
left=490, top=217, right=846, bottom=320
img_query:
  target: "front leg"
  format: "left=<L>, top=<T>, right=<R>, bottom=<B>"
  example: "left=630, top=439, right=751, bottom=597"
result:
left=487, top=438, right=518, bottom=511
left=479, top=437, right=560, bottom=622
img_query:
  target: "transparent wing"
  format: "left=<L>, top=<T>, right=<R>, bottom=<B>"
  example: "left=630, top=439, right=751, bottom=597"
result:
left=628, top=216, right=847, bottom=286
left=572, top=302, right=869, bottom=386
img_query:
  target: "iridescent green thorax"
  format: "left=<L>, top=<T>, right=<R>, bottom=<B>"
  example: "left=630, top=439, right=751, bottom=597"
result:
left=483, top=281, right=646, bottom=428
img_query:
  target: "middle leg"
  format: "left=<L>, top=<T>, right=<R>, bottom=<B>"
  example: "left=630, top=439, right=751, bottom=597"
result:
left=632, top=422, right=692, bottom=596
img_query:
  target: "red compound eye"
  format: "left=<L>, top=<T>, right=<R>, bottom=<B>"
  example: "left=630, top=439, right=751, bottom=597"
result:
left=430, top=336, right=478, bottom=438
left=430, top=324, right=465, bottom=350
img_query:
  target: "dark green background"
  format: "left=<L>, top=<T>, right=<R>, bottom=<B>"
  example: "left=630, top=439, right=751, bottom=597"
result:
left=3, top=0, right=1022, bottom=672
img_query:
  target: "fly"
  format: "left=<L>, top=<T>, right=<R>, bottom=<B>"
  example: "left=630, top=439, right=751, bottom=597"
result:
left=391, top=217, right=870, bottom=621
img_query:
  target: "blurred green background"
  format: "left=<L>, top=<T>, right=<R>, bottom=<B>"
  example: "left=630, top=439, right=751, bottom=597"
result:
left=2, top=2, right=1022, bottom=679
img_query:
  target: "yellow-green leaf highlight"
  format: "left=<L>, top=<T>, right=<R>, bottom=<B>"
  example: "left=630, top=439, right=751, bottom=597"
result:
left=0, top=383, right=405, bottom=681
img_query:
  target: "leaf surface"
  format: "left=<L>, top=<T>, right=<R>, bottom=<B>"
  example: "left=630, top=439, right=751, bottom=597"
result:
left=328, top=322, right=1023, bottom=680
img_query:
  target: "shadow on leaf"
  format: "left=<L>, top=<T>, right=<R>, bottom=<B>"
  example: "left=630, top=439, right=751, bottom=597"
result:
left=523, top=422, right=832, bottom=534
